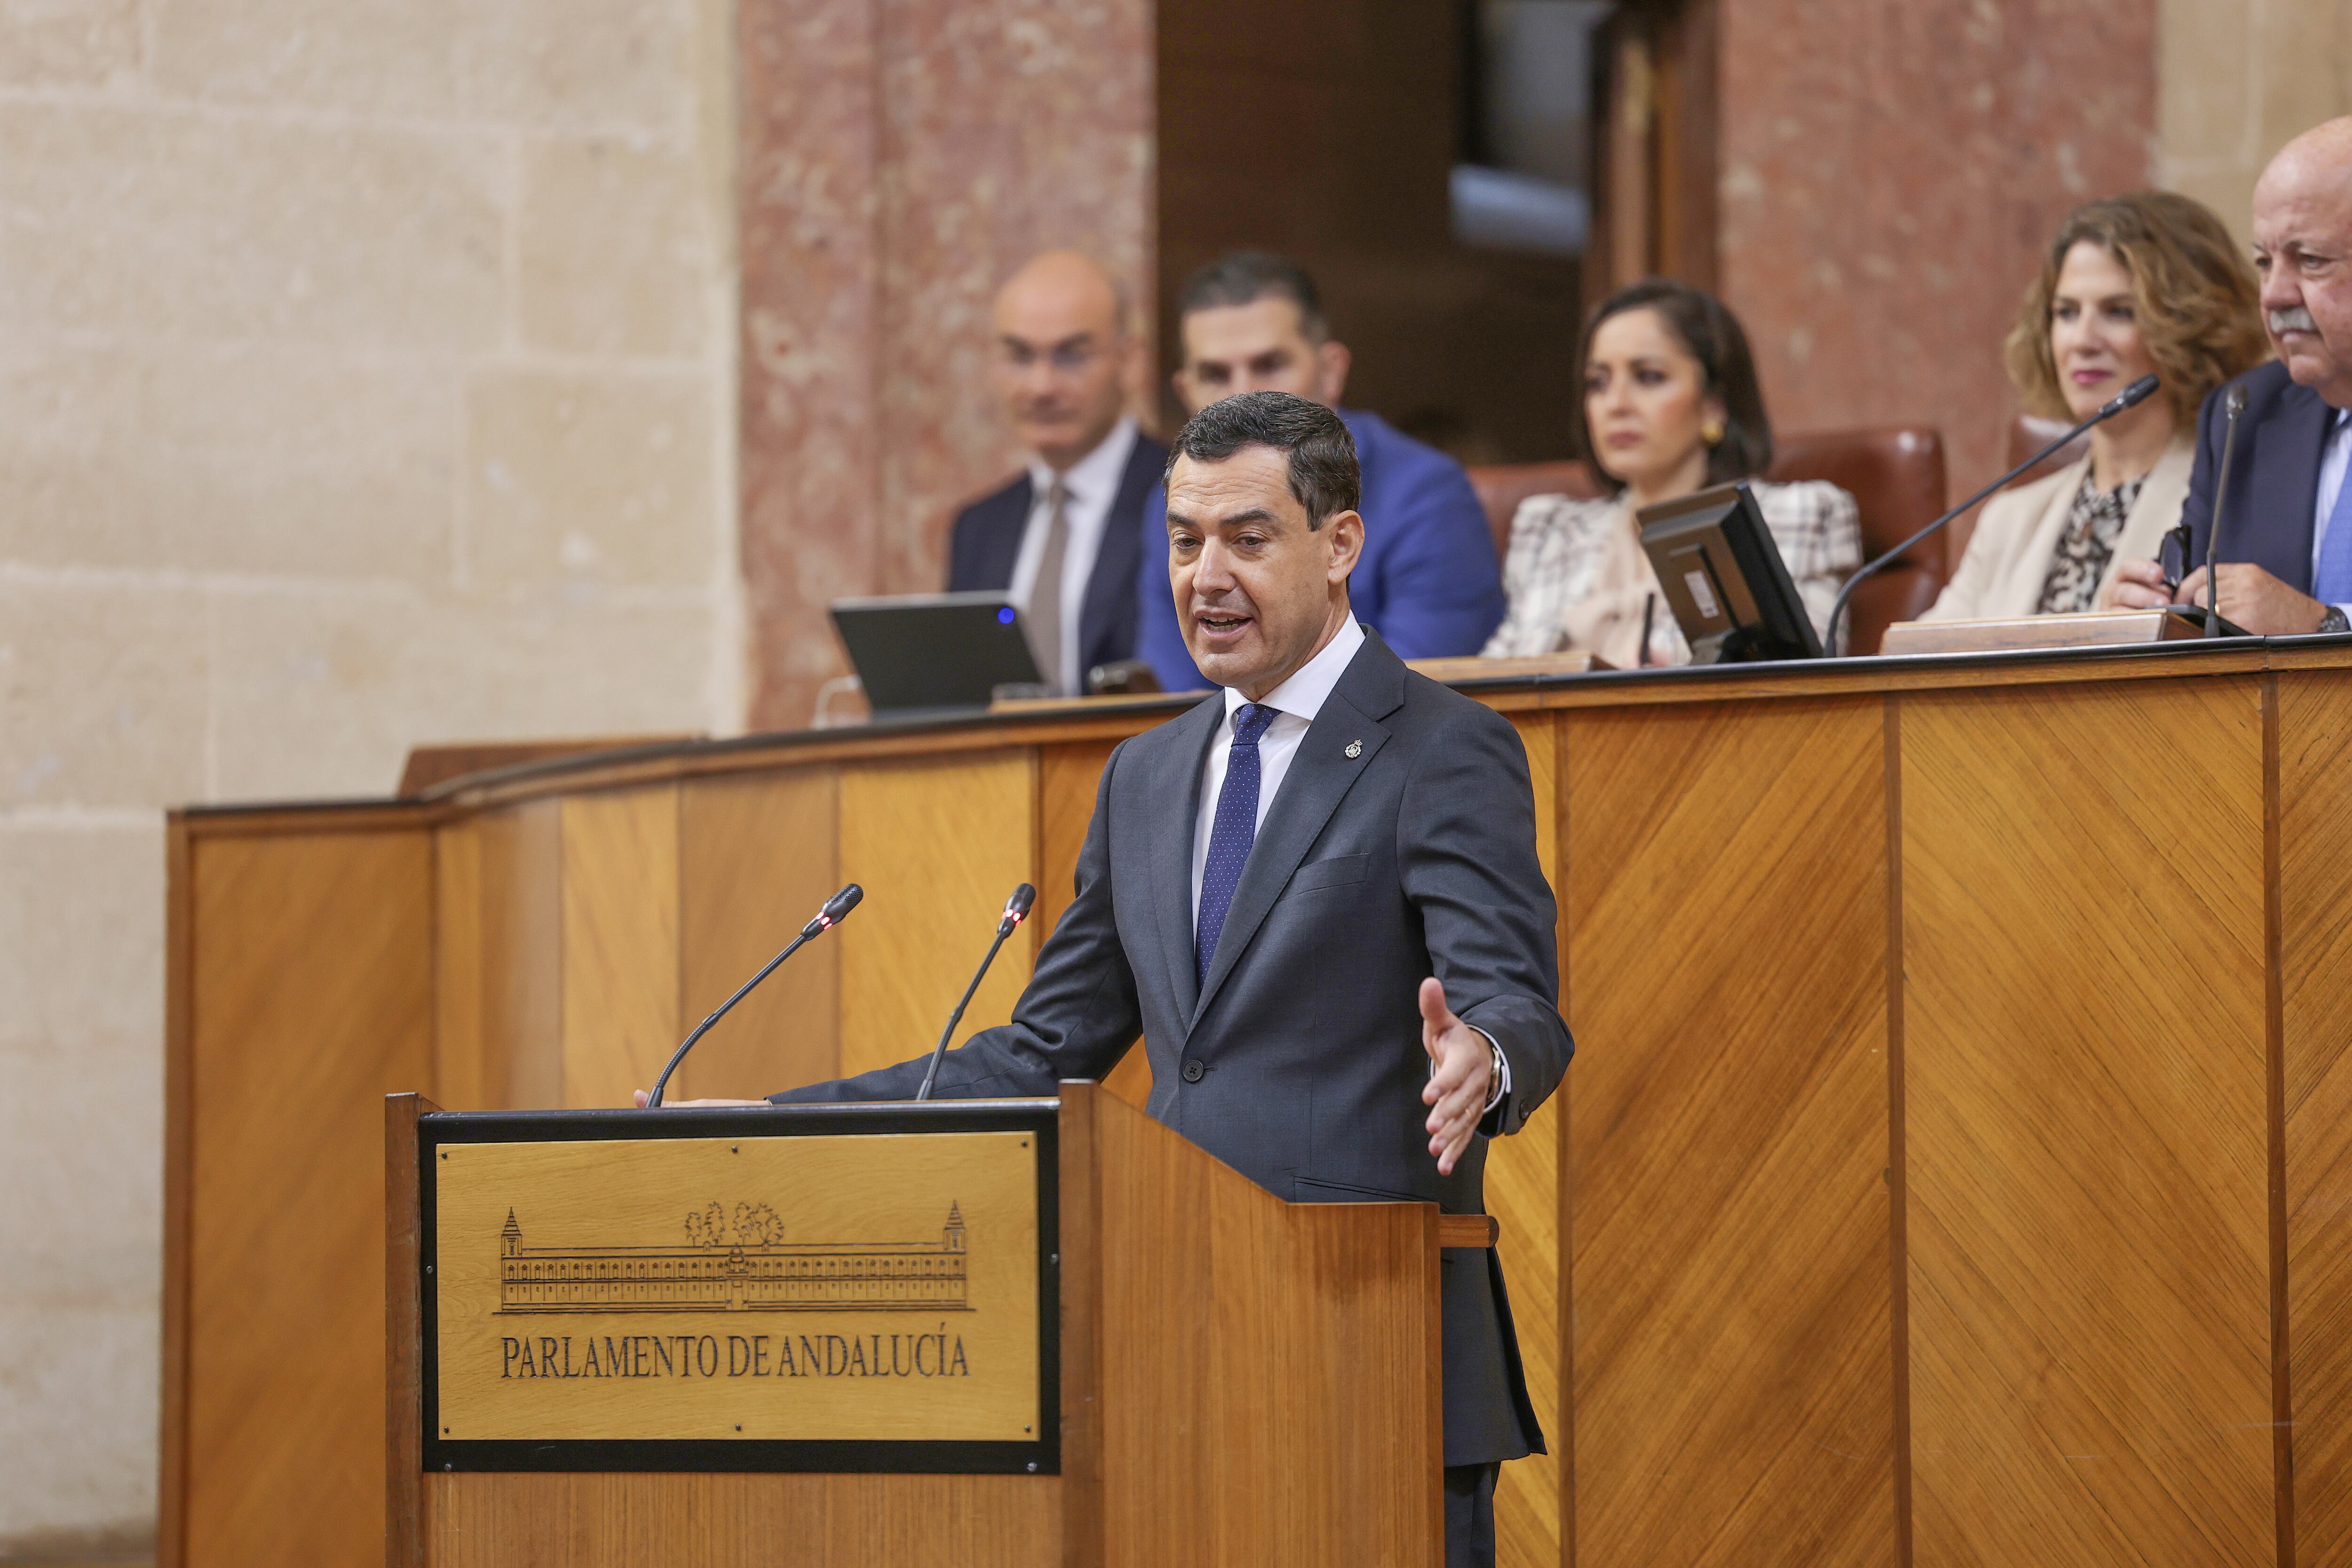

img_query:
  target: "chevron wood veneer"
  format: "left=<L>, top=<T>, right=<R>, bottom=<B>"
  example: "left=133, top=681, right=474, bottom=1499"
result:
left=1489, top=714, right=1564, bottom=1568
left=2279, top=670, right=2352, bottom=1568
left=1566, top=696, right=1897, bottom=1567
left=1903, top=677, right=2273, bottom=1566
left=165, top=644, right=2352, bottom=1568
left=171, top=826, right=434, bottom=1568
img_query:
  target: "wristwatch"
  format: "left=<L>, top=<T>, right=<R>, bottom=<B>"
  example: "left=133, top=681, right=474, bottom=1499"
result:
left=2322, top=606, right=2350, bottom=636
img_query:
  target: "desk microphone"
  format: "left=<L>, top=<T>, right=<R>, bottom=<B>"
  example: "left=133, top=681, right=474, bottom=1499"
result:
left=644, top=883, right=863, bottom=1108
left=1825, top=372, right=2161, bottom=655
left=916, top=883, right=1036, bottom=1102
left=2201, top=383, right=2249, bottom=637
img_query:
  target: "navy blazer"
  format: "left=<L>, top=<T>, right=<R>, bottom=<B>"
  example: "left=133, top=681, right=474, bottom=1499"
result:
left=1133, top=408, right=1506, bottom=690
left=2180, top=358, right=2337, bottom=591
left=771, top=630, right=1572, bottom=1467
left=946, top=432, right=1169, bottom=680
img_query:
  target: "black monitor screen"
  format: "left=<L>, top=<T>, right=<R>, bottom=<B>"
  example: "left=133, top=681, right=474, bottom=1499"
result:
left=830, top=592, right=1045, bottom=715
left=1637, top=481, right=1824, bottom=663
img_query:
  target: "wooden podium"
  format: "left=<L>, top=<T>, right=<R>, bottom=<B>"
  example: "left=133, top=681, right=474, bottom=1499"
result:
left=385, top=1083, right=1447, bottom=1567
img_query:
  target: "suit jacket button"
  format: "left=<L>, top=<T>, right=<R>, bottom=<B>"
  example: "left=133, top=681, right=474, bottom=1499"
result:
left=1181, top=1059, right=1205, bottom=1083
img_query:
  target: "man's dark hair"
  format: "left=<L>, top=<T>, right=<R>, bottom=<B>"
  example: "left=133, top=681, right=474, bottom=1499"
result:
left=1175, top=251, right=1329, bottom=341
left=1164, top=390, right=1360, bottom=530
left=1570, top=278, right=1773, bottom=489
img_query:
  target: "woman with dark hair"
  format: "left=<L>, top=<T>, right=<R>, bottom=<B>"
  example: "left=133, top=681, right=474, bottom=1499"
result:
left=1483, top=279, right=1860, bottom=663
left=1922, top=190, right=2266, bottom=621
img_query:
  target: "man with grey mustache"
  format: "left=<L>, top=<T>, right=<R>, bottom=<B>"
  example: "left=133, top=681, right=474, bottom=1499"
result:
left=2109, top=117, right=2352, bottom=633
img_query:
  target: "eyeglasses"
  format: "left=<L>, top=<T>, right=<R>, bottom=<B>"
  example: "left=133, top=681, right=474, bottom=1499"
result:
left=996, top=340, right=1106, bottom=376
left=2159, top=519, right=2192, bottom=591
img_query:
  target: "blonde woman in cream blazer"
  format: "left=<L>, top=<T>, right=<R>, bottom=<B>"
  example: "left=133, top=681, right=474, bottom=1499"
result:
left=1925, top=190, right=2266, bottom=625
left=1920, top=435, right=2193, bottom=622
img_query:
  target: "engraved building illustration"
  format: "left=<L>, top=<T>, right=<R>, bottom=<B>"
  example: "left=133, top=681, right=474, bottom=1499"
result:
left=499, top=1202, right=969, bottom=1314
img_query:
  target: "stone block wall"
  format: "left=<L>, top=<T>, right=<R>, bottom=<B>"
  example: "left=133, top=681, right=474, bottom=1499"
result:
left=0, top=0, right=741, bottom=1553
left=2159, top=0, right=2352, bottom=244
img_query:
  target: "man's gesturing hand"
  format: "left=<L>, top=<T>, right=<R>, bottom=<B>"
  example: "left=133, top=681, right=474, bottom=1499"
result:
left=1420, top=977, right=1492, bottom=1177
left=631, top=1090, right=765, bottom=1108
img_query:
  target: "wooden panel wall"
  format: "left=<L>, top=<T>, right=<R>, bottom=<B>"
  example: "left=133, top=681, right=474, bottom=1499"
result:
left=676, top=769, right=842, bottom=1099
left=558, top=788, right=682, bottom=1108
left=1565, top=696, right=1896, bottom=1566
left=1071, top=1087, right=1444, bottom=1565
left=424, top=1474, right=1059, bottom=1566
left=174, top=827, right=435, bottom=1568
left=470, top=802, right=562, bottom=1111
left=1489, top=714, right=1563, bottom=1568
left=836, top=751, right=1038, bottom=1081
left=432, top=822, right=488, bottom=1111
left=174, top=651, right=2352, bottom=1568
left=2279, top=670, right=2352, bottom=1566
left=1040, top=739, right=1152, bottom=1108
left=1902, top=677, right=2273, bottom=1566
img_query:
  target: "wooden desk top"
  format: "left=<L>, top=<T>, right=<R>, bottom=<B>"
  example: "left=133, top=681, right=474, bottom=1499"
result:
left=177, top=633, right=2352, bottom=823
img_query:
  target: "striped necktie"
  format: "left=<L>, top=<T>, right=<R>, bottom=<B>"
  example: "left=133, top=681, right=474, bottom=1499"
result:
left=1026, top=480, right=1071, bottom=695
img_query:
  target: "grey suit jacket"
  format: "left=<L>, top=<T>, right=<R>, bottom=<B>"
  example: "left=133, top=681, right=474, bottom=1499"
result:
left=771, top=630, right=1573, bottom=1465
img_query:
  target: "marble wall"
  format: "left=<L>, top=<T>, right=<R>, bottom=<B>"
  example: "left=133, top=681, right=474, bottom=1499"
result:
left=0, top=0, right=741, bottom=1554
left=737, top=0, right=1155, bottom=732
left=1718, top=0, right=2352, bottom=504
left=1716, top=0, right=2160, bottom=500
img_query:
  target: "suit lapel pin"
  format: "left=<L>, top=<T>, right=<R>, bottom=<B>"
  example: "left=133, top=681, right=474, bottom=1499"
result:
left=1344, top=739, right=1363, bottom=759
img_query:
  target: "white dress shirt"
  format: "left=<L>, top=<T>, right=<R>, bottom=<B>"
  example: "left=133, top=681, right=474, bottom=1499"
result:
left=2314, top=408, right=2352, bottom=616
left=1185, top=615, right=1506, bottom=1106
left=1188, top=615, right=1366, bottom=923
left=1009, top=416, right=1140, bottom=695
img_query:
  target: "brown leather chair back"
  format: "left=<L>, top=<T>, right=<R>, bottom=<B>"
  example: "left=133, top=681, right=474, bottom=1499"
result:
left=1466, top=461, right=1605, bottom=562
left=1768, top=427, right=1947, bottom=654
left=1466, top=425, right=1949, bottom=658
left=2006, top=413, right=2088, bottom=484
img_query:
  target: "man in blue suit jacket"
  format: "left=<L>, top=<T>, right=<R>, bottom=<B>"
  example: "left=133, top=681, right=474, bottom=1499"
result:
left=1132, top=253, right=1504, bottom=690
left=947, top=251, right=1168, bottom=694
left=2110, top=119, right=2352, bottom=635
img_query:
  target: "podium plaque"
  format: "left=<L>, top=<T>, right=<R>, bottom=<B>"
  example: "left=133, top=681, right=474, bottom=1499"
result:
left=417, top=1102, right=1058, bottom=1474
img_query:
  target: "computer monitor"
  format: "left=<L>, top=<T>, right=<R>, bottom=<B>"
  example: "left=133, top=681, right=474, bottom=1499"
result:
left=1637, top=480, right=1825, bottom=663
left=829, top=592, right=1046, bottom=716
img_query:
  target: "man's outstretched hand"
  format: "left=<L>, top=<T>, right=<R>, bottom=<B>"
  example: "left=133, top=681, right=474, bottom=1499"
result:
left=632, top=1090, right=766, bottom=1108
left=1420, top=977, right=1493, bottom=1177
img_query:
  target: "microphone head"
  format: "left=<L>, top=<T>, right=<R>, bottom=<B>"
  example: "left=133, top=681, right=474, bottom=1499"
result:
left=2102, top=374, right=2161, bottom=416
left=2225, top=383, right=2248, bottom=417
left=1004, top=883, right=1037, bottom=923
left=820, top=883, right=863, bottom=924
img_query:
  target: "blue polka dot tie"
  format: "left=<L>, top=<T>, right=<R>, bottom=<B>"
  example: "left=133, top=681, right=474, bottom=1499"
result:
left=1196, top=702, right=1278, bottom=988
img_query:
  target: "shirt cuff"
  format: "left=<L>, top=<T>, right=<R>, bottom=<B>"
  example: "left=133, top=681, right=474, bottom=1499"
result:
left=1469, top=1024, right=1509, bottom=1113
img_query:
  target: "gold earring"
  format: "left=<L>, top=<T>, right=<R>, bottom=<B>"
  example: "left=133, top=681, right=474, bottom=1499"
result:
left=1700, top=419, right=1725, bottom=446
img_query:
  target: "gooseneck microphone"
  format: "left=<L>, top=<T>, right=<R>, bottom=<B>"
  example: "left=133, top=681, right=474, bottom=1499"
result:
left=916, top=883, right=1036, bottom=1102
left=2201, top=383, right=2249, bottom=637
left=644, top=883, right=863, bottom=1108
left=1825, top=372, right=2161, bottom=655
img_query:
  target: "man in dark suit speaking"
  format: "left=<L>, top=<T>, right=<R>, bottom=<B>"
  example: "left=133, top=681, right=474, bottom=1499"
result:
left=656, top=391, right=1569, bottom=1564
